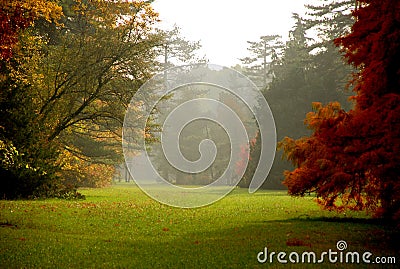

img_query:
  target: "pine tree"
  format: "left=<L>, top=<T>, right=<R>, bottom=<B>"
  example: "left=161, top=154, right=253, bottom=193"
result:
left=240, top=35, right=283, bottom=90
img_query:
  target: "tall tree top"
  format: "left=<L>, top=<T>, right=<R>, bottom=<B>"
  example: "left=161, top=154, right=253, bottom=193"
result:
left=335, top=0, right=400, bottom=108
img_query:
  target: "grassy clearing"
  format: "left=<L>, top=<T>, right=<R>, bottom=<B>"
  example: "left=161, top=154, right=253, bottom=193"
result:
left=0, top=184, right=398, bottom=268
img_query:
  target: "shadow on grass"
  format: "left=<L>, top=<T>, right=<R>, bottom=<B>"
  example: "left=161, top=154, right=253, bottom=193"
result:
left=291, top=215, right=389, bottom=225
left=124, top=217, right=400, bottom=268
left=249, top=215, right=400, bottom=255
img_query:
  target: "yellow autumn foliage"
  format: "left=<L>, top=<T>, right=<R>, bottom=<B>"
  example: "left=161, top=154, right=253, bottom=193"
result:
left=58, top=149, right=115, bottom=188
left=1, top=0, right=62, bottom=22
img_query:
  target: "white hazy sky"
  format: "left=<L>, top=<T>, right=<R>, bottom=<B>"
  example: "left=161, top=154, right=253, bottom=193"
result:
left=152, top=0, right=311, bottom=67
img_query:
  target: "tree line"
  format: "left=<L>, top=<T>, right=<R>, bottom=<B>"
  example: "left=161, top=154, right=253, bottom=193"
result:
left=238, top=0, right=355, bottom=189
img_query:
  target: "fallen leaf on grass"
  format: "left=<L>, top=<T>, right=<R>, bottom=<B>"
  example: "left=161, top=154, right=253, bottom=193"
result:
left=0, top=222, right=16, bottom=228
left=286, top=238, right=311, bottom=247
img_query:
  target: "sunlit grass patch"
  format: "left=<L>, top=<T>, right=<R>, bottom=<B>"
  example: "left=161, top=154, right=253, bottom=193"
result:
left=0, top=184, right=398, bottom=268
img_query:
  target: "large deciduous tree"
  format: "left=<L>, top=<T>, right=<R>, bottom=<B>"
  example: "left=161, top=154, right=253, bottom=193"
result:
left=39, top=0, right=160, bottom=187
left=0, top=0, right=161, bottom=197
left=279, top=0, right=400, bottom=221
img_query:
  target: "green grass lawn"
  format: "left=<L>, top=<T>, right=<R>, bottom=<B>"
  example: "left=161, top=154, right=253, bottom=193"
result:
left=0, top=184, right=398, bottom=268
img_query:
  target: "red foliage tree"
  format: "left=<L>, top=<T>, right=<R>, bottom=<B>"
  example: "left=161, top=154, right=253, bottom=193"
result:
left=0, top=2, right=32, bottom=60
left=235, top=144, right=250, bottom=178
left=235, top=134, right=258, bottom=187
left=0, top=0, right=62, bottom=60
left=279, top=0, right=400, bottom=220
